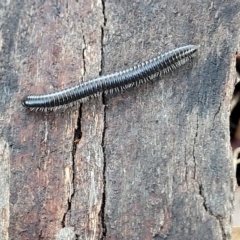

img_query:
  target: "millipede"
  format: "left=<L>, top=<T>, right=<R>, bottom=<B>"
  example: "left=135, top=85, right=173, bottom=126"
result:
left=22, top=45, right=198, bottom=111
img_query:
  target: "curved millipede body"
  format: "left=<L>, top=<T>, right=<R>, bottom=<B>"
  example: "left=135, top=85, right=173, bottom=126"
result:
left=22, top=45, right=198, bottom=111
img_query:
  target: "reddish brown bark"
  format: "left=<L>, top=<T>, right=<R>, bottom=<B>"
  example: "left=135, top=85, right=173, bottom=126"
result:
left=0, top=0, right=239, bottom=239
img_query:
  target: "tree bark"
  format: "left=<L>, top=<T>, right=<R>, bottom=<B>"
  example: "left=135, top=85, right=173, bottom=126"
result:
left=0, top=0, right=238, bottom=239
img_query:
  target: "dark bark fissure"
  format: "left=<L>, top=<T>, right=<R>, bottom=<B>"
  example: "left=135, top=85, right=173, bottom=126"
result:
left=38, top=229, right=43, bottom=240
left=61, top=32, right=86, bottom=228
left=192, top=117, right=199, bottom=180
left=213, top=103, right=222, bottom=123
left=199, top=184, right=226, bottom=239
left=61, top=105, right=82, bottom=228
left=100, top=95, right=107, bottom=239
left=100, top=0, right=107, bottom=238
left=82, top=35, right=86, bottom=77
left=192, top=116, right=225, bottom=237
left=193, top=119, right=225, bottom=238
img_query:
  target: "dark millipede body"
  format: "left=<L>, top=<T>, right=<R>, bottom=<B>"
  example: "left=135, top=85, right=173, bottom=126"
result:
left=22, top=45, right=198, bottom=111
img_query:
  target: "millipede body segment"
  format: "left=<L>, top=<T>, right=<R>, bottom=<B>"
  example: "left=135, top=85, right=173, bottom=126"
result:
left=22, top=45, right=198, bottom=111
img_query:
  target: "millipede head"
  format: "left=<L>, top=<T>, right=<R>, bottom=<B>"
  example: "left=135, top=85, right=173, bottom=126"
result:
left=21, top=95, right=30, bottom=107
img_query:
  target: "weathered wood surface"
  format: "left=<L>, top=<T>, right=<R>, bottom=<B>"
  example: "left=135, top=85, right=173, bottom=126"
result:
left=0, top=0, right=239, bottom=239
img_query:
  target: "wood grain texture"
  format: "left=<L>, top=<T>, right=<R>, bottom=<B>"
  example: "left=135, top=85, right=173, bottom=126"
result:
left=1, top=0, right=104, bottom=239
left=102, top=1, right=238, bottom=239
left=0, top=0, right=239, bottom=239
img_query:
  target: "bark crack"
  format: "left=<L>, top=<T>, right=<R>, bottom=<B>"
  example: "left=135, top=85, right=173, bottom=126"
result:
left=61, top=107, right=82, bottom=228
left=211, top=102, right=222, bottom=133
left=100, top=108, right=107, bottom=239
left=82, top=35, right=86, bottom=79
left=100, top=1, right=107, bottom=239
left=198, top=184, right=226, bottom=239
left=193, top=116, right=226, bottom=239
left=61, top=33, right=85, bottom=228
left=38, top=229, right=43, bottom=240
left=213, top=102, right=222, bottom=123
left=192, top=116, right=199, bottom=180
